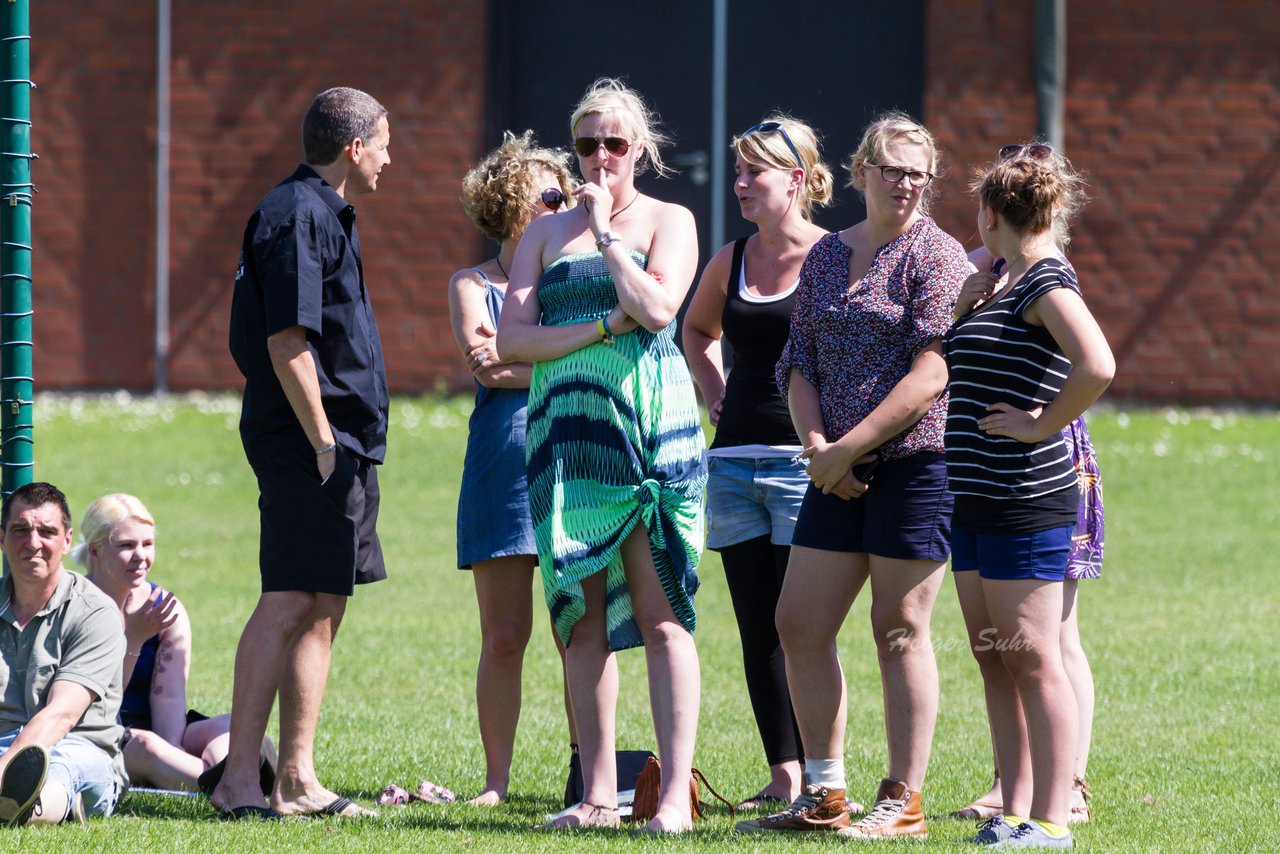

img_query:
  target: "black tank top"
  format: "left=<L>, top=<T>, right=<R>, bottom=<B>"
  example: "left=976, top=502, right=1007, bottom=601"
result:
left=711, top=237, right=802, bottom=449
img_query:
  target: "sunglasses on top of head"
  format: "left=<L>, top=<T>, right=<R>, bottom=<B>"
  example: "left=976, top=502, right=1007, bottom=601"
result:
left=740, top=121, right=802, bottom=168
left=998, top=143, right=1055, bottom=161
left=574, top=136, right=631, bottom=158
left=540, top=187, right=566, bottom=211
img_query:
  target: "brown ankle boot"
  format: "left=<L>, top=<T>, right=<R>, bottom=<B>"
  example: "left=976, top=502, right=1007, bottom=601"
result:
left=839, top=778, right=927, bottom=839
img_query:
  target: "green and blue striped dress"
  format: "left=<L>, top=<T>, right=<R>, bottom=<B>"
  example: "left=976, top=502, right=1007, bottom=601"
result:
left=527, top=251, right=707, bottom=651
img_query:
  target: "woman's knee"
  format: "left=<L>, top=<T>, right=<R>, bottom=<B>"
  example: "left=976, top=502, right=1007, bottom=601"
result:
left=969, top=642, right=1008, bottom=678
left=996, top=645, right=1055, bottom=684
left=776, top=603, right=834, bottom=655
left=125, top=728, right=172, bottom=759
left=482, top=617, right=533, bottom=661
left=869, top=606, right=933, bottom=658
left=636, top=618, right=692, bottom=651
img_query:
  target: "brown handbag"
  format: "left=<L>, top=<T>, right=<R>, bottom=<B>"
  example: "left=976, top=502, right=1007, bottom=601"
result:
left=628, top=755, right=734, bottom=823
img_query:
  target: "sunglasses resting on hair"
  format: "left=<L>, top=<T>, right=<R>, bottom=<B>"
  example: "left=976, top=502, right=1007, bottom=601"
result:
left=739, top=121, right=802, bottom=168
left=998, top=143, right=1054, bottom=161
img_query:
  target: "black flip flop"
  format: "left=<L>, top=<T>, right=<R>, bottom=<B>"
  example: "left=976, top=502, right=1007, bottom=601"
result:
left=291, top=796, right=374, bottom=819
left=734, top=792, right=788, bottom=812
left=0, top=744, right=49, bottom=827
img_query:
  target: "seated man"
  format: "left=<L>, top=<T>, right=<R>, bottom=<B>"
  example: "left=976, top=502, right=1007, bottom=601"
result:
left=0, top=482, right=127, bottom=826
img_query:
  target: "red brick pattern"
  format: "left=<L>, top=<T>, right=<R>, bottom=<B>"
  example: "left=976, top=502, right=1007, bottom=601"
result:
left=27, top=3, right=1280, bottom=403
left=31, top=2, right=489, bottom=392
left=926, top=1, right=1280, bottom=403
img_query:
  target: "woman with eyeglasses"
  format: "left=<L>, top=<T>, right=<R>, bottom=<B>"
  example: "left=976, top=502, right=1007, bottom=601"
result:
left=943, top=145, right=1113, bottom=848
left=498, top=78, right=705, bottom=833
left=737, top=112, right=969, bottom=839
left=955, top=151, right=1103, bottom=829
left=682, top=115, right=837, bottom=813
left=449, top=130, right=576, bottom=806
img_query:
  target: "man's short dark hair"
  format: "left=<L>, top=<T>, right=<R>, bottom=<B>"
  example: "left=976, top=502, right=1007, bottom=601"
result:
left=302, top=87, right=387, bottom=166
left=2, top=481, right=72, bottom=530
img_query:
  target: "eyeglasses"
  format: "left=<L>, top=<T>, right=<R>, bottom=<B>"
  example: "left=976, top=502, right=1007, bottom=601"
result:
left=540, top=187, right=566, bottom=211
left=864, top=162, right=934, bottom=188
left=574, top=136, right=631, bottom=158
left=998, top=143, right=1054, bottom=161
left=740, top=121, right=802, bottom=168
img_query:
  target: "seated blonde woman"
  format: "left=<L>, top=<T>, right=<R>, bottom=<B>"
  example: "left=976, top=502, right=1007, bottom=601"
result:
left=72, top=494, right=274, bottom=792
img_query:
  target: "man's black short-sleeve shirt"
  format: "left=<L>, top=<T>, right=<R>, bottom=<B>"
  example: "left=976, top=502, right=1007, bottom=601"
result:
left=230, top=165, right=389, bottom=463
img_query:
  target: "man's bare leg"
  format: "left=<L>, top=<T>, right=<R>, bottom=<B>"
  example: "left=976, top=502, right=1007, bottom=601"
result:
left=210, top=590, right=316, bottom=812
left=270, top=593, right=372, bottom=816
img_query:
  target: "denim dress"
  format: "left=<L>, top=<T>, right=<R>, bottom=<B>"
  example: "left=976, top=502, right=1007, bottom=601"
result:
left=456, top=271, right=537, bottom=568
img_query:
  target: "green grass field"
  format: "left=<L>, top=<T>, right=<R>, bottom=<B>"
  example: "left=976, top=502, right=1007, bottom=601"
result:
left=9, top=395, right=1279, bottom=852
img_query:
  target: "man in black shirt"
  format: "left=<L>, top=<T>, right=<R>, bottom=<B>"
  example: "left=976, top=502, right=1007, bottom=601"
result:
left=216, top=87, right=391, bottom=820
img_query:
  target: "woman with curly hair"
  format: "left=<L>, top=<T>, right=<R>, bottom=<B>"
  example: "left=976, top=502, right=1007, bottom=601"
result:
left=449, top=130, right=576, bottom=805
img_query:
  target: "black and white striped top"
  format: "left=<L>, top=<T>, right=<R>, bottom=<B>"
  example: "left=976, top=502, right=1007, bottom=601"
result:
left=944, top=257, right=1080, bottom=529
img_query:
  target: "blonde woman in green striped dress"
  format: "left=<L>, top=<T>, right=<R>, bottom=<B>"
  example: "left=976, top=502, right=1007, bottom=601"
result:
left=498, top=78, right=706, bottom=834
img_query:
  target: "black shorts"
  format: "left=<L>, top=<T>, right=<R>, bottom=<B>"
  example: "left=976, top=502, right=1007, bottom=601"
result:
left=249, top=437, right=386, bottom=596
left=790, top=452, right=952, bottom=562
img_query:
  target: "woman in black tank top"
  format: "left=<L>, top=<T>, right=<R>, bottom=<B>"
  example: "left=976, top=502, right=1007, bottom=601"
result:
left=683, top=115, right=835, bottom=810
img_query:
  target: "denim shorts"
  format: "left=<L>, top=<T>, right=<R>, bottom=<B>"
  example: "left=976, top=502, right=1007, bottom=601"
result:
left=951, top=524, right=1074, bottom=581
left=0, top=730, right=119, bottom=818
left=705, top=455, right=809, bottom=550
left=790, top=452, right=952, bottom=561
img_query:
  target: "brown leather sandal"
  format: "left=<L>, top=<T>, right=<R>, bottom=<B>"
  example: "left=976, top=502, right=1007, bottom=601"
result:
left=951, top=771, right=1002, bottom=820
left=952, top=798, right=1002, bottom=820
left=1069, top=776, right=1092, bottom=824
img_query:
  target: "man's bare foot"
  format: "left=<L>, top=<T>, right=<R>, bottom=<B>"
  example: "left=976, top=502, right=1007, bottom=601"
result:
left=534, top=801, right=619, bottom=829
left=274, top=786, right=377, bottom=818
left=210, top=775, right=270, bottom=816
left=467, top=788, right=504, bottom=807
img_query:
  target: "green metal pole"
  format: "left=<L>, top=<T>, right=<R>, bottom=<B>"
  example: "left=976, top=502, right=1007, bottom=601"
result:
left=1035, top=0, right=1066, bottom=151
left=1, top=0, right=34, bottom=496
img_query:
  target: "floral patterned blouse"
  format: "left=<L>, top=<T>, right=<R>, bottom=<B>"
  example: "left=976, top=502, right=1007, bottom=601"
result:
left=776, top=218, right=969, bottom=460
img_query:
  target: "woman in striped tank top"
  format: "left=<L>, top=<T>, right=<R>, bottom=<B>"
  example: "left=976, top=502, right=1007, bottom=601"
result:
left=943, top=146, right=1114, bottom=848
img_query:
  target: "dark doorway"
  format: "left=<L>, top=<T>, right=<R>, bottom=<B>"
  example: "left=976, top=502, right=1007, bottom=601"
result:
left=489, top=0, right=925, bottom=263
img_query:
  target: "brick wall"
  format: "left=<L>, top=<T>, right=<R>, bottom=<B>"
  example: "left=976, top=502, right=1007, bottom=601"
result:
left=926, top=0, right=1280, bottom=404
left=31, top=1, right=488, bottom=392
left=27, top=3, right=1280, bottom=403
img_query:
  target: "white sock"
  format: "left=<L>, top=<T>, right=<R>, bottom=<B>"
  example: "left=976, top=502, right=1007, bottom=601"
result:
left=803, top=757, right=846, bottom=790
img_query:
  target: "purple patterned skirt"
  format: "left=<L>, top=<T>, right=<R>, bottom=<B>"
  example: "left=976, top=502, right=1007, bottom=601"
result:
left=1064, top=416, right=1104, bottom=579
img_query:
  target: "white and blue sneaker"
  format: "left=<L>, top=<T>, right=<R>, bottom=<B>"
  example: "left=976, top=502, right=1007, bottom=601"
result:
left=966, top=815, right=1015, bottom=845
left=994, top=821, right=1072, bottom=848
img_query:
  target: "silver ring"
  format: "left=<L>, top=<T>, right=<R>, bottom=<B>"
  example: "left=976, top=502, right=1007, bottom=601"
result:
left=476, top=352, right=488, bottom=363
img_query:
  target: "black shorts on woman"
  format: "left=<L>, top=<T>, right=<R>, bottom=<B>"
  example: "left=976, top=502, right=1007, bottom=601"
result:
left=790, top=452, right=952, bottom=561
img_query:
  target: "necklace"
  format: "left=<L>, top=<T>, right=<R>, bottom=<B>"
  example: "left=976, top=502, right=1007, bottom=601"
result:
left=495, top=255, right=508, bottom=278
left=610, top=193, right=639, bottom=222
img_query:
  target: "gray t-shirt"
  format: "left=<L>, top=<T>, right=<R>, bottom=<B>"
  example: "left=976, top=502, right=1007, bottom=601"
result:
left=0, top=570, right=127, bottom=787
